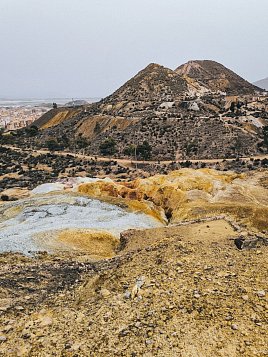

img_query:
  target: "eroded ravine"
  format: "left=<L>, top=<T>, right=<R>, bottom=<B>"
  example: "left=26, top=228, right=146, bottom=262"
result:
left=0, top=169, right=267, bottom=258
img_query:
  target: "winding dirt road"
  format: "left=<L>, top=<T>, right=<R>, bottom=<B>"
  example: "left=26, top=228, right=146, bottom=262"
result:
left=2, top=145, right=268, bottom=167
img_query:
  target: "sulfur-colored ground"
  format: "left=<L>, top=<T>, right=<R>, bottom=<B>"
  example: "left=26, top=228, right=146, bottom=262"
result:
left=0, top=169, right=267, bottom=356
left=0, top=217, right=267, bottom=356
left=79, top=168, right=268, bottom=231
left=57, top=229, right=119, bottom=258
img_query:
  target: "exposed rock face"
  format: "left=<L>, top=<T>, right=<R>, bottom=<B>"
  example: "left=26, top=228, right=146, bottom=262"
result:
left=75, top=114, right=138, bottom=139
left=0, top=191, right=162, bottom=255
left=79, top=168, right=268, bottom=232
left=176, top=60, right=262, bottom=94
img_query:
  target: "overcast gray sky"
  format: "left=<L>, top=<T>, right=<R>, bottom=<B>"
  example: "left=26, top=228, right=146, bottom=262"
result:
left=0, top=0, right=267, bottom=98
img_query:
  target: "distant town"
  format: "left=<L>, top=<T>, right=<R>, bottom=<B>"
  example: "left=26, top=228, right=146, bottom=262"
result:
left=0, top=98, right=95, bottom=131
left=0, top=106, right=49, bottom=131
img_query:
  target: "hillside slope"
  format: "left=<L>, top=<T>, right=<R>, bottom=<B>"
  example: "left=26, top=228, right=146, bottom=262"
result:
left=0, top=168, right=267, bottom=356
left=98, top=63, right=189, bottom=116
left=33, top=108, right=83, bottom=129
left=176, top=60, right=262, bottom=95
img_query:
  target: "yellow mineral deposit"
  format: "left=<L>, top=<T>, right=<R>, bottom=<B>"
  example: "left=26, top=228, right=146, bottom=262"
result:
left=78, top=168, right=268, bottom=232
left=57, top=229, right=119, bottom=258
left=34, top=229, right=120, bottom=259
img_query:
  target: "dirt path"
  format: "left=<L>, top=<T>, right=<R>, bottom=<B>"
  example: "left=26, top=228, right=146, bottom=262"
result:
left=2, top=144, right=268, bottom=166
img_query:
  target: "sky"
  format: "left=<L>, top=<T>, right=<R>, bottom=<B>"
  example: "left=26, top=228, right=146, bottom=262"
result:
left=0, top=0, right=268, bottom=99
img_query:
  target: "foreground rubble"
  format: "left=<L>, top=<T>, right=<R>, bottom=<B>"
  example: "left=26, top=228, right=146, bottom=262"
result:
left=0, top=219, right=267, bottom=356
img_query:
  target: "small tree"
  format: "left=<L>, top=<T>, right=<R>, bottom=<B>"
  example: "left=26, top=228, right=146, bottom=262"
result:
left=94, top=122, right=101, bottom=134
left=61, top=134, right=70, bottom=147
left=99, top=137, right=117, bottom=156
left=263, top=126, right=268, bottom=147
left=25, top=125, right=39, bottom=137
left=1, top=194, right=9, bottom=201
left=136, top=140, right=152, bottom=160
left=76, top=136, right=90, bottom=149
left=123, top=145, right=136, bottom=156
left=46, top=138, right=61, bottom=151
left=0, top=127, right=4, bottom=141
left=230, top=102, right=236, bottom=112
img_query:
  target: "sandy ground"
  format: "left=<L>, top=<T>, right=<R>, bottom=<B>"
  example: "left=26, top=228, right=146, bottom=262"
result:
left=0, top=218, right=267, bottom=356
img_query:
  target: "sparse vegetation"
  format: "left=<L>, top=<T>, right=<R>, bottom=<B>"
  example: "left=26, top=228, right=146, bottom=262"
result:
left=136, top=140, right=152, bottom=160
left=94, top=122, right=101, bottom=134
left=46, top=138, right=61, bottom=151
left=99, top=137, right=117, bottom=156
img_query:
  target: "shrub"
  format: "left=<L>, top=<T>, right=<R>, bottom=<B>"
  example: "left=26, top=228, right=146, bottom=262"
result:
left=123, top=145, right=136, bottom=156
left=46, top=139, right=61, bottom=151
left=25, top=125, right=39, bottom=137
left=99, top=137, right=117, bottom=156
left=94, top=122, right=101, bottom=134
left=136, top=141, right=152, bottom=160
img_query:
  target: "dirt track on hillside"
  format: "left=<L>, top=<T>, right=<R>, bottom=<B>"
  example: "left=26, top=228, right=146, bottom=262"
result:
left=3, top=145, right=268, bottom=168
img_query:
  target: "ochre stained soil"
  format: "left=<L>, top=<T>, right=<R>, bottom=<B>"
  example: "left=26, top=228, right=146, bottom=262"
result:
left=0, top=218, right=267, bottom=356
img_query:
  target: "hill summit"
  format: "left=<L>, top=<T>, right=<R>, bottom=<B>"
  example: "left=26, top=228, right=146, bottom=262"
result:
left=100, top=63, right=188, bottom=114
left=98, top=60, right=262, bottom=117
left=176, top=60, right=261, bottom=95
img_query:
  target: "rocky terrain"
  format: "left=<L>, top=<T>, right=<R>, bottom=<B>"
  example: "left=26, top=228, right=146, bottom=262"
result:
left=176, top=60, right=261, bottom=95
left=0, top=224, right=267, bottom=357
left=78, top=168, right=268, bottom=231
left=0, top=59, right=268, bottom=356
left=0, top=146, right=135, bottom=196
left=1, top=146, right=268, bottom=201
left=0, top=186, right=161, bottom=255
left=0, top=168, right=267, bottom=356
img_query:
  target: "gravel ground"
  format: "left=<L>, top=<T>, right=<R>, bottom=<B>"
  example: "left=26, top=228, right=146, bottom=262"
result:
left=0, top=219, right=267, bottom=356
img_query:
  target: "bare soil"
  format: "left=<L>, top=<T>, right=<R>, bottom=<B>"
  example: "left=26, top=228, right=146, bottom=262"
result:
left=0, top=219, right=267, bottom=356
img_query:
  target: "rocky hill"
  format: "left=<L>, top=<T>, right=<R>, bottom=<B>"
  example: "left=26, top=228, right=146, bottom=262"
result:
left=15, top=60, right=268, bottom=160
left=98, top=63, right=188, bottom=115
left=254, top=77, right=268, bottom=90
left=176, top=60, right=262, bottom=95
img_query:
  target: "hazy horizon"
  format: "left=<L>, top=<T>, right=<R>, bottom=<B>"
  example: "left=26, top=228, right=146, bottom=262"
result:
left=1, top=0, right=267, bottom=98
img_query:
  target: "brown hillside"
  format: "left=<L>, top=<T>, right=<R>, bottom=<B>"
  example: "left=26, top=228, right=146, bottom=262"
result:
left=76, top=115, right=138, bottom=139
left=99, top=63, right=188, bottom=115
left=34, top=108, right=83, bottom=129
left=176, top=60, right=262, bottom=95
left=26, top=60, right=268, bottom=160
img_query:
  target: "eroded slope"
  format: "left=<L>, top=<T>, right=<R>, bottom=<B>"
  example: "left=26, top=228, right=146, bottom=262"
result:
left=79, top=168, right=268, bottom=232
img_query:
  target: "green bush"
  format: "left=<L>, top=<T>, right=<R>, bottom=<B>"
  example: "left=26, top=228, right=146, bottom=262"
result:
left=99, top=137, right=117, bottom=156
left=123, top=145, right=136, bottom=156
left=46, top=138, right=61, bottom=151
left=136, top=140, right=152, bottom=160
